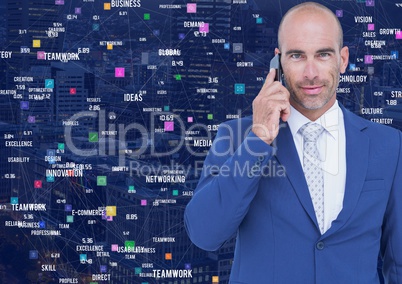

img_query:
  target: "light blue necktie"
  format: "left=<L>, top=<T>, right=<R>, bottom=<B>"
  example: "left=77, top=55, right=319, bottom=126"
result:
left=300, top=122, right=325, bottom=234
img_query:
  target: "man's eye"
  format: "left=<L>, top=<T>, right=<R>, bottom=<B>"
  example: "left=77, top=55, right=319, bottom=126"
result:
left=290, top=54, right=301, bottom=59
left=319, top=53, right=330, bottom=58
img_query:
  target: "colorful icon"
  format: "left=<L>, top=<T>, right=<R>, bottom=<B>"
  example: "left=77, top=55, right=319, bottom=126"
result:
left=97, top=176, right=107, bottom=186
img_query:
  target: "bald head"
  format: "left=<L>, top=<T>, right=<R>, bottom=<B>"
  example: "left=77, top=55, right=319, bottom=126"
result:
left=278, top=2, right=343, bottom=51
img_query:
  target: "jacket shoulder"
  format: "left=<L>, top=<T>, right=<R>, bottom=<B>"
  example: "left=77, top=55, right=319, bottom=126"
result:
left=220, top=115, right=253, bottom=130
left=344, top=108, right=401, bottom=145
left=349, top=109, right=399, bottom=132
left=216, top=116, right=253, bottom=147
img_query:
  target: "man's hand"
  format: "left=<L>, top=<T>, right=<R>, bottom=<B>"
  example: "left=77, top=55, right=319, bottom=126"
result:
left=252, top=68, right=291, bottom=145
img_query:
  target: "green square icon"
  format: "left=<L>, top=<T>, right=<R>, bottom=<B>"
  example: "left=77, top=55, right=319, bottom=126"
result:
left=172, top=190, right=179, bottom=196
left=135, top=267, right=142, bottom=274
left=207, top=114, right=213, bottom=120
left=163, top=106, right=170, bottom=111
left=129, top=185, right=135, bottom=191
left=97, top=176, right=107, bottom=186
left=89, top=132, right=98, bottom=142
left=66, top=215, right=74, bottom=223
left=144, top=13, right=150, bottom=20
left=175, top=74, right=181, bottom=80
left=58, top=143, right=65, bottom=150
left=125, top=240, right=135, bottom=250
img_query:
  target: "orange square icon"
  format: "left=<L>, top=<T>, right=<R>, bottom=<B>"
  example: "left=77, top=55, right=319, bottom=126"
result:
left=104, top=3, right=111, bottom=10
left=212, top=276, right=219, bottom=283
left=165, top=253, right=172, bottom=260
left=107, top=44, right=113, bottom=50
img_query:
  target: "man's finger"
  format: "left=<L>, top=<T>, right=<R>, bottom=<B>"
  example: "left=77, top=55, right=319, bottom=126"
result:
left=264, top=68, right=277, bottom=87
left=280, top=103, right=291, bottom=122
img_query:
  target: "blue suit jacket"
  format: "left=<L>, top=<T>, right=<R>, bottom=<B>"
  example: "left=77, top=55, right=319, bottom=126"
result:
left=185, top=105, right=402, bottom=283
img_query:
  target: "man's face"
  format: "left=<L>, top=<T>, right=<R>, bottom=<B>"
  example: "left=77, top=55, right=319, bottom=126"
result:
left=278, top=10, right=349, bottom=114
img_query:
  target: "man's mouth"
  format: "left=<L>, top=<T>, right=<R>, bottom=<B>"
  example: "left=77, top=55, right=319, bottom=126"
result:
left=300, top=85, right=323, bottom=95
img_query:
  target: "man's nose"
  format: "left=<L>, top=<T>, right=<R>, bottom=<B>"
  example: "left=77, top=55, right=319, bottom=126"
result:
left=303, top=59, right=319, bottom=80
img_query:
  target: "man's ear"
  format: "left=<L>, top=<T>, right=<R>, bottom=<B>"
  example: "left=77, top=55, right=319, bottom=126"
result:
left=275, top=48, right=280, bottom=55
left=340, top=46, right=349, bottom=74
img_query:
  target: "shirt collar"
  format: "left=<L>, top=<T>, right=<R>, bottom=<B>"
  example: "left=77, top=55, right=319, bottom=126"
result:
left=287, top=100, right=341, bottom=139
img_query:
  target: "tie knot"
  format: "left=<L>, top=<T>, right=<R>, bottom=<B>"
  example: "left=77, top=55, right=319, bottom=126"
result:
left=300, top=122, right=324, bottom=142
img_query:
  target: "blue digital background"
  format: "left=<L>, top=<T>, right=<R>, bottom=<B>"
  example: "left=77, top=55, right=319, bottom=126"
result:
left=0, top=0, right=400, bottom=283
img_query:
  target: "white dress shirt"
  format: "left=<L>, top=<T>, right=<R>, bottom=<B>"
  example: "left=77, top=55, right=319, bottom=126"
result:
left=287, top=100, right=346, bottom=234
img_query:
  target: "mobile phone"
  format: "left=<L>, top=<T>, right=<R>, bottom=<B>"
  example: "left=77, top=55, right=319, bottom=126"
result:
left=269, top=54, right=282, bottom=83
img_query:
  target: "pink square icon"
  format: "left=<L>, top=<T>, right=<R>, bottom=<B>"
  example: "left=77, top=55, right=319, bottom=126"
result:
left=37, top=51, right=45, bottom=60
left=368, top=24, right=375, bottom=31
left=164, top=121, right=174, bottom=131
left=115, top=67, right=125, bottom=77
left=364, top=55, right=373, bottom=64
left=111, top=244, right=118, bottom=251
left=34, top=180, right=42, bottom=188
left=199, top=23, right=209, bottom=33
left=396, top=31, right=402, bottom=40
left=187, top=3, right=197, bottom=13
left=141, top=200, right=147, bottom=206
left=187, top=117, right=193, bottom=123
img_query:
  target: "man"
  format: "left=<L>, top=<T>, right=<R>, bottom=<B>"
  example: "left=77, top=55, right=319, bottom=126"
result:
left=184, top=2, right=402, bottom=283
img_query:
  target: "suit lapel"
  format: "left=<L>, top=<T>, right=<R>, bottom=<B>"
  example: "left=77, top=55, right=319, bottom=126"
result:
left=275, top=122, right=320, bottom=229
left=323, top=106, right=369, bottom=237
left=274, top=106, right=370, bottom=236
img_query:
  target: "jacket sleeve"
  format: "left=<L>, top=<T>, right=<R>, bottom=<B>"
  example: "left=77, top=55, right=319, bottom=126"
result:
left=381, top=130, right=402, bottom=282
left=184, top=121, right=275, bottom=251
